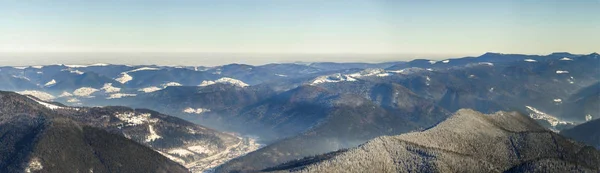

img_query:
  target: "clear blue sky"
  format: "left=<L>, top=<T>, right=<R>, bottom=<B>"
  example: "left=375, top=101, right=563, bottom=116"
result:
left=0, top=0, right=598, bottom=65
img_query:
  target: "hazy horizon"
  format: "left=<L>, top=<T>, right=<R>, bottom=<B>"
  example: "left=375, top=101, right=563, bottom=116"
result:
left=1, top=0, right=599, bottom=66
left=0, top=51, right=596, bottom=67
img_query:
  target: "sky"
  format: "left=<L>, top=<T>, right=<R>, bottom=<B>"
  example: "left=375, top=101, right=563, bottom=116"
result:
left=0, top=0, right=598, bottom=66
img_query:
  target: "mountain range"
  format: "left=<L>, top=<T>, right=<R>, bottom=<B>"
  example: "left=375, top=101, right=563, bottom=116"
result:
left=1, top=52, right=598, bottom=172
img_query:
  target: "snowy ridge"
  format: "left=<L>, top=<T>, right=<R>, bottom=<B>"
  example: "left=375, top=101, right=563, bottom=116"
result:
left=311, top=73, right=357, bottom=85
left=27, top=96, right=64, bottom=110
left=44, top=79, right=57, bottom=87
left=18, top=90, right=55, bottom=101
left=387, top=67, right=427, bottom=75
left=199, top=77, right=249, bottom=87
left=525, top=106, right=574, bottom=128
left=312, top=69, right=393, bottom=85
left=560, top=57, right=573, bottom=61
left=115, top=67, right=160, bottom=84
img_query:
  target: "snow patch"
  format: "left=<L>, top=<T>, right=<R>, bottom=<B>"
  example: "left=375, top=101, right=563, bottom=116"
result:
left=114, top=112, right=157, bottom=126
left=553, top=99, right=562, bottom=103
left=556, top=70, right=569, bottom=74
left=524, top=59, right=537, bottom=62
left=58, top=91, right=74, bottom=97
left=586, top=114, right=593, bottom=121
left=31, top=65, right=44, bottom=69
left=18, top=90, right=55, bottom=101
left=428, top=60, right=437, bottom=64
left=25, top=157, right=43, bottom=173
left=146, top=125, right=162, bottom=142
left=183, top=107, right=211, bottom=114
left=376, top=73, right=391, bottom=77
left=138, top=86, right=162, bottom=93
left=162, top=82, right=182, bottom=87
left=115, top=73, right=133, bottom=84
left=67, top=98, right=80, bottom=103
left=441, top=60, right=450, bottom=63
left=27, top=96, right=64, bottom=110
left=560, top=57, right=573, bottom=61
left=73, top=87, right=99, bottom=97
left=107, top=93, right=137, bottom=99
left=101, top=83, right=121, bottom=93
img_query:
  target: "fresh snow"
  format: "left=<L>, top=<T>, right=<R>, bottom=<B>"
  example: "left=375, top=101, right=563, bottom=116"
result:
left=73, top=87, right=99, bottom=97
left=183, top=107, right=211, bottom=114
left=556, top=70, right=569, bottom=74
left=17, top=90, right=55, bottom=101
left=101, top=83, right=121, bottom=93
left=199, top=77, right=249, bottom=87
left=524, top=59, right=537, bottom=62
left=44, top=79, right=57, bottom=87
left=138, top=86, right=162, bottom=93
